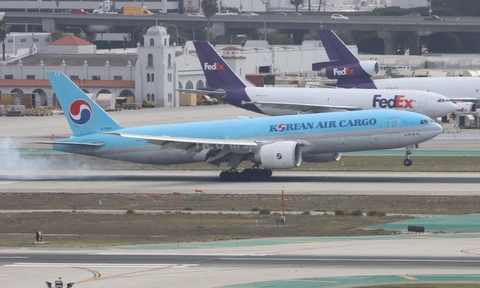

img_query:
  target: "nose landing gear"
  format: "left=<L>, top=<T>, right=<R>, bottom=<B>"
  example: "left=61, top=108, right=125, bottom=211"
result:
left=403, top=144, right=418, bottom=166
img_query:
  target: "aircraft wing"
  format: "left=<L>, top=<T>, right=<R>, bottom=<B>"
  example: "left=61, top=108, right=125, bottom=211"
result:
left=248, top=101, right=360, bottom=113
left=449, top=97, right=480, bottom=103
left=107, top=132, right=259, bottom=152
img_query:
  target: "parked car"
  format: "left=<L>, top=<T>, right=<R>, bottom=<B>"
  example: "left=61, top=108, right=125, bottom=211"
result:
left=403, top=12, right=421, bottom=17
left=216, top=10, right=238, bottom=15
left=291, top=12, right=302, bottom=16
left=187, top=13, right=204, bottom=17
left=71, top=9, right=89, bottom=14
left=241, top=12, right=259, bottom=16
left=275, top=12, right=287, bottom=16
left=424, top=15, right=445, bottom=21
left=331, top=14, right=348, bottom=20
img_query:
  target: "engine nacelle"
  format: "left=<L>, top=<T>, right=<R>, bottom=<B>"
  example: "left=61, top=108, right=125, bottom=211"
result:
left=317, top=61, right=379, bottom=80
left=254, top=141, right=302, bottom=169
left=454, top=102, right=477, bottom=115
left=302, top=153, right=341, bottom=163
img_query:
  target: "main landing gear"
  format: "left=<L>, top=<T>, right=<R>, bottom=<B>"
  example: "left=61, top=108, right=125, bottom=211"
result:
left=219, top=168, right=273, bottom=181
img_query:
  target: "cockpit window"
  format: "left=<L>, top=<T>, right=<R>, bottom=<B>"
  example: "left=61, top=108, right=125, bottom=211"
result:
left=420, top=119, right=435, bottom=124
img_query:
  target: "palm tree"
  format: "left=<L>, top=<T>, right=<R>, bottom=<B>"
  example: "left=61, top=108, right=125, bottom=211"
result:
left=0, top=19, right=10, bottom=61
left=290, top=0, right=303, bottom=12
left=201, top=0, right=218, bottom=42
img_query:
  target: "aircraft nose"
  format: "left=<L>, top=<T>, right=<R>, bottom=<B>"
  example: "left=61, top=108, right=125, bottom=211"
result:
left=433, top=122, right=444, bottom=135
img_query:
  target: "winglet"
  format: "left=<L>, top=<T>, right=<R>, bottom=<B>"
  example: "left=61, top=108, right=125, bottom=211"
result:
left=47, top=71, right=123, bottom=137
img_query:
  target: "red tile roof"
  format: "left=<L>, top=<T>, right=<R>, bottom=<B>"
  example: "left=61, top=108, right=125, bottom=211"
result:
left=0, top=79, right=135, bottom=88
left=49, top=35, right=93, bottom=46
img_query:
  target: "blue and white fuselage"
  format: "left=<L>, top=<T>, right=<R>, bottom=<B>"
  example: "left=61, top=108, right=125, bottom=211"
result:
left=46, top=71, right=442, bottom=180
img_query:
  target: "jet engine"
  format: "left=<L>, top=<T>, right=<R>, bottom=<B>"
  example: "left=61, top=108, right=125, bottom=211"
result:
left=317, top=61, right=379, bottom=80
left=454, top=102, right=477, bottom=115
left=254, top=141, right=302, bottom=169
left=302, top=153, right=341, bottom=163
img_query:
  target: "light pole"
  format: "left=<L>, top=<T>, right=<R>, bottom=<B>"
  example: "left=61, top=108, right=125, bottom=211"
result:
left=161, top=23, right=178, bottom=45
left=132, top=27, right=140, bottom=48
left=67, top=26, right=85, bottom=39
left=429, top=0, right=433, bottom=17
left=259, top=17, right=266, bottom=41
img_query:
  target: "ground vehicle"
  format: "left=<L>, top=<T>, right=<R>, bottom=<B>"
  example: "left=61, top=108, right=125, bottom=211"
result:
left=424, top=15, right=445, bottom=21
left=187, top=13, right=204, bottom=17
left=93, top=0, right=118, bottom=13
left=196, top=94, right=216, bottom=105
left=241, top=12, right=258, bottom=16
left=216, top=10, right=238, bottom=15
left=275, top=12, right=287, bottom=16
left=331, top=14, right=348, bottom=20
left=403, top=12, right=420, bottom=17
left=123, top=6, right=154, bottom=16
left=72, top=9, right=89, bottom=14
left=291, top=12, right=301, bottom=16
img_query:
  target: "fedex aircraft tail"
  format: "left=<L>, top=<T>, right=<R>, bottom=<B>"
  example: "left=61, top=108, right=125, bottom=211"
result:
left=312, top=29, right=378, bottom=88
left=193, top=41, right=253, bottom=88
left=47, top=71, right=123, bottom=137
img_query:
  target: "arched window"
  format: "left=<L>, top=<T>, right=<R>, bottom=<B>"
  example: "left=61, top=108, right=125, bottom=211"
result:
left=151, top=94, right=155, bottom=101
left=150, top=38, right=154, bottom=46
left=147, top=93, right=150, bottom=101
left=151, top=73, right=154, bottom=82
left=148, top=54, right=153, bottom=67
left=168, top=54, right=171, bottom=67
left=196, top=80, right=205, bottom=89
left=186, top=81, right=194, bottom=89
left=147, top=74, right=150, bottom=82
left=164, top=39, right=167, bottom=46
left=178, top=82, right=183, bottom=89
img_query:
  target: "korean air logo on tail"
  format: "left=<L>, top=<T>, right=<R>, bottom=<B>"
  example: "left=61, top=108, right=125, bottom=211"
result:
left=69, top=100, right=92, bottom=125
left=204, top=62, right=224, bottom=71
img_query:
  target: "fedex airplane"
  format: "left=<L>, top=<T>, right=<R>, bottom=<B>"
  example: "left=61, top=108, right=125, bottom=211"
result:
left=313, top=29, right=480, bottom=112
left=188, top=41, right=456, bottom=118
left=42, top=71, right=442, bottom=181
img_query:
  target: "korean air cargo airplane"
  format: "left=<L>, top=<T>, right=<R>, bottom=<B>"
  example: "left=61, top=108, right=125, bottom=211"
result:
left=44, top=71, right=442, bottom=181
left=187, top=41, right=456, bottom=118
left=313, top=29, right=479, bottom=113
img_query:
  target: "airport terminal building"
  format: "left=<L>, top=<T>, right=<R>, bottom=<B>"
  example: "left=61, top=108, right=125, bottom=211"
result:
left=0, top=25, right=332, bottom=108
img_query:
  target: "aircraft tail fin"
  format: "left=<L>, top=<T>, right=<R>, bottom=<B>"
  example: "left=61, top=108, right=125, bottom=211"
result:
left=317, top=29, right=359, bottom=64
left=47, top=71, right=123, bottom=137
left=193, top=41, right=253, bottom=88
left=312, top=29, right=360, bottom=71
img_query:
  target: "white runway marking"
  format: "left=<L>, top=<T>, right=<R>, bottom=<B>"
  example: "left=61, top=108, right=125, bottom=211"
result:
left=5, top=263, right=198, bottom=268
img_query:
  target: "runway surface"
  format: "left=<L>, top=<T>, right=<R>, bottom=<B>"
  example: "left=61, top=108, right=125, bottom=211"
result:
left=2, top=234, right=480, bottom=287
left=1, top=170, right=480, bottom=196
left=2, top=105, right=480, bottom=287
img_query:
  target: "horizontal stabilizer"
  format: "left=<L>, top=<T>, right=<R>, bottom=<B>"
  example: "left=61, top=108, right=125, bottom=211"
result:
left=34, top=141, right=105, bottom=147
left=177, top=88, right=226, bottom=98
left=312, top=60, right=341, bottom=71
